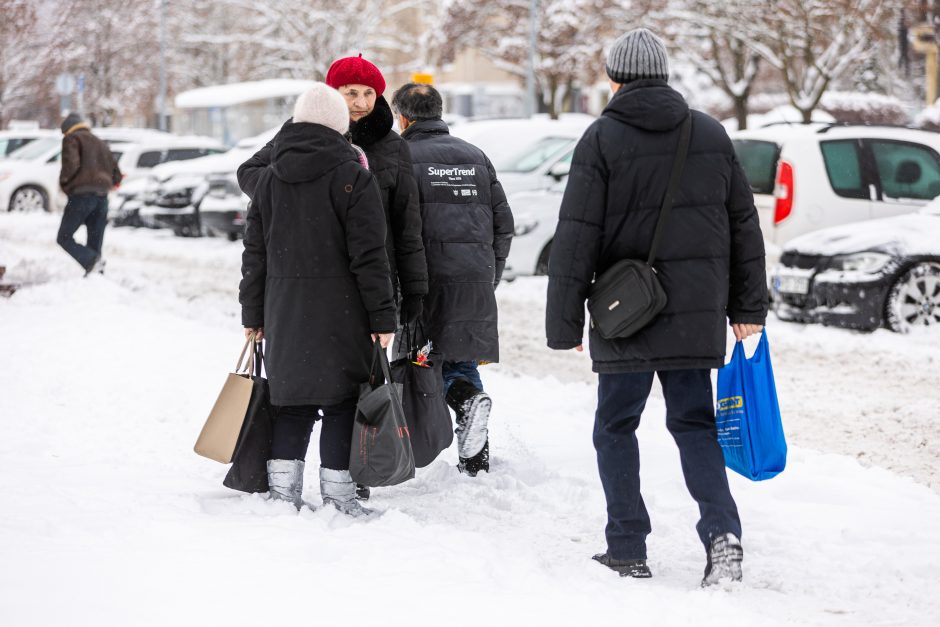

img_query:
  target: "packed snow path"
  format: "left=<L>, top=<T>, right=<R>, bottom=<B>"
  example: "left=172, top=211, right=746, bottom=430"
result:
left=2, top=214, right=939, bottom=625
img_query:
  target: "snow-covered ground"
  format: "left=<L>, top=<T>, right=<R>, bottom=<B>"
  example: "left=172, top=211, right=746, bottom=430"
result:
left=2, top=214, right=940, bottom=626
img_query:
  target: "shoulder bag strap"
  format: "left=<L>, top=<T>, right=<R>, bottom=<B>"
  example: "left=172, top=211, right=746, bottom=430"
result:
left=647, top=113, right=692, bottom=266
left=599, top=112, right=693, bottom=266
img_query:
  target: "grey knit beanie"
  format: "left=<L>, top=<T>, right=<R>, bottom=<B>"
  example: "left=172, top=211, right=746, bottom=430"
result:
left=605, top=28, right=670, bottom=84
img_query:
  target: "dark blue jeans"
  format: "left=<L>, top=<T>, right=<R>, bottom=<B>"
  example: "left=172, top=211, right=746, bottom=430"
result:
left=594, top=369, right=741, bottom=560
left=442, top=361, right=483, bottom=394
left=57, top=193, right=108, bottom=271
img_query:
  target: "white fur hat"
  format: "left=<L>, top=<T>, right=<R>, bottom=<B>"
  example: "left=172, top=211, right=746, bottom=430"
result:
left=292, top=82, right=350, bottom=135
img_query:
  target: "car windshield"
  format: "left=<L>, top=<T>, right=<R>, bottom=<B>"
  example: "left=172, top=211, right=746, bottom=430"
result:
left=732, top=139, right=779, bottom=195
left=496, top=136, right=575, bottom=173
left=7, top=137, right=59, bottom=160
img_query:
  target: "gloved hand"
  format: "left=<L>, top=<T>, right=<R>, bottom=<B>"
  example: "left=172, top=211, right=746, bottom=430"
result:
left=399, top=294, right=424, bottom=325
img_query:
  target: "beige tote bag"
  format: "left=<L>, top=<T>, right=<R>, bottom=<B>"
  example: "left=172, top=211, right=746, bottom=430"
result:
left=194, top=334, right=258, bottom=463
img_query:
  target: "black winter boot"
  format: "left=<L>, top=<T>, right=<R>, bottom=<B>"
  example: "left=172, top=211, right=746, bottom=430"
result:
left=446, top=377, right=491, bottom=462
left=458, top=439, right=489, bottom=476
left=356, top=483, right=371, bottom=501
left=702, top=533, right=743, bottom=586
left=592, top=553, right=652, bottom=578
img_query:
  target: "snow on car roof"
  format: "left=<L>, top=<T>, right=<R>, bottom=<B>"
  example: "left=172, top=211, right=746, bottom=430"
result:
left=175, top=79, right=315, bottom=109
left=451, top=115, right=594, bottom=163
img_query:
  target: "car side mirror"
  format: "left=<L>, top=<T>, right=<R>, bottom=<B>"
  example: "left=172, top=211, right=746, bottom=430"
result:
left=548, top=161, right=571, bottom=181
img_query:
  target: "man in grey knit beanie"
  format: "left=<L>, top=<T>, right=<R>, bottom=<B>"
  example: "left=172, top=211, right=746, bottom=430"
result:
left=605, top=27, right=670, bottom=84
left=546, top=26, right=768, bottom=585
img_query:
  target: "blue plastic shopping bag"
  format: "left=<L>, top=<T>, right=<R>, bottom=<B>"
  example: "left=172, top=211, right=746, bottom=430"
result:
left=716, top=330, right=787, bottom=481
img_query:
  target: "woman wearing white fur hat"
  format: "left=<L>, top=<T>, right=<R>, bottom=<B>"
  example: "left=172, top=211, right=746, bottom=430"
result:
left=238, top=83, right=397, bottom=517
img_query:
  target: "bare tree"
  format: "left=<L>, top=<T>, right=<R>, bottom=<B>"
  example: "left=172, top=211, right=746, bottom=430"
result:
left=743, top=0, right=902, bottom=123
left=665, top=0, right=765, bottom=129
left=438, top=0, right=650, bottom=118
left=0, top=0, right=43, bottom=126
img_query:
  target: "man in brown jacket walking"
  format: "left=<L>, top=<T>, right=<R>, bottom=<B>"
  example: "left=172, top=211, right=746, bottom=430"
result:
left=57, top=113, right=122, bottom=275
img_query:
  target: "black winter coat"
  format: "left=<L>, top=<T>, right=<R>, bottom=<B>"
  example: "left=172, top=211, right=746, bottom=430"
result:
left=239, top=122, right=397, bottom=406
left=237, top=97, right=428, bottom=299
left=546, top=80, right=767, bottom=373
left=402, top=119, right=514, bottom=363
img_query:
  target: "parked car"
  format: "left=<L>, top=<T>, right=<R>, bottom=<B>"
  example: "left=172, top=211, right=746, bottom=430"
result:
left=197, top=173, right=248, bottom=241
left=1, top=132, right=222, bottom=213
left=771, top=198, right=940, bottom=332
left=502, top=182, right=565, bottom=280
left=0, top=136, right=66, bottom=212
left=0, top=129, right=57, bottom=157
left=731, top=123, right=940, bottom=258
left=452, top=114, right=592, bottom=196
left=134, top=127, right=276, bottom=236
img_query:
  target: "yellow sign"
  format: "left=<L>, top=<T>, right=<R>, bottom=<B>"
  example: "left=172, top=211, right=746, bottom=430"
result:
left=412, top=73, right=434, bottom=84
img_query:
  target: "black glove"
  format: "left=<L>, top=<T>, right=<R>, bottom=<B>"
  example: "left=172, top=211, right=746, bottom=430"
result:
left=399, top=294, right=424, bottom=325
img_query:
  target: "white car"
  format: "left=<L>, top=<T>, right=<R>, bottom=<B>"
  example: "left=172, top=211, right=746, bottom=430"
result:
left=0, top=129, right=58, bottom=158
left=0, top=136, right=66, bottom=212
left=0, top=132, right=223, bottom=213
left=731, top=123, right=940, bottom=256
left=503, top=182, right=566, bottom=279
left=452, top=114, right=592, bottom=196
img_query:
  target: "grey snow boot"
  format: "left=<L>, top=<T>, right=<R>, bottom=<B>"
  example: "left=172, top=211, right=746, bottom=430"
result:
left=446, top=377, right=491, bottom=462
left=702, top=533, right=743, bottom=586
left=320, top=467, right=374, bottom=518
left=266, top=459, right=305, bottom=510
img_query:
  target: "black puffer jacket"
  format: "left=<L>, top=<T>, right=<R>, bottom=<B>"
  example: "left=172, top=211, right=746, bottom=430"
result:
left=237, top=97, right=427, bottom=299
left=402, top=118, right=514, bottom=363
left=546, top=79, right=767, bottom=373
left=239, top=122, right=396, bottom=406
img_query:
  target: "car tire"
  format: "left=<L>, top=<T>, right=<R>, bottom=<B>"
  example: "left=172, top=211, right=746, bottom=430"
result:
left=884, top=262, right=940, bottom=333
left=227, top=232, right=238, bottom=242
left=535, top=240, right=552, bottom=275
left=9, top=186, right=49, bottom=212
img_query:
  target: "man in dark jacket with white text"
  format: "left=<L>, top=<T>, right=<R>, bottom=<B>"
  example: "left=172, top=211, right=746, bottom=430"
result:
left=546, top=29, right=768, bottom=585
left=393, top=83, right=514, bottom=476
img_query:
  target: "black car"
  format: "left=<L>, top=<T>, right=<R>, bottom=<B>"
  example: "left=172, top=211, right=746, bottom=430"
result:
left=772, top=203, right=940, bottom=332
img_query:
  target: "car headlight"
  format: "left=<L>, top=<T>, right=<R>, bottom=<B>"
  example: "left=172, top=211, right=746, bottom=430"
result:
left=832, top=252, right=893, bottom=274
left=514, top=216, right=539, bottom=237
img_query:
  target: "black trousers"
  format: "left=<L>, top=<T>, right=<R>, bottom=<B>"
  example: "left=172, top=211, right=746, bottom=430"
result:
left=594, top=369, right=741, bottom=560
left=271, top=399, right=356, bottom=470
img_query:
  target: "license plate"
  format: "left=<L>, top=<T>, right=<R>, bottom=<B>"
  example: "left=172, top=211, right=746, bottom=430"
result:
left=774, top=274, right=810, bottom=295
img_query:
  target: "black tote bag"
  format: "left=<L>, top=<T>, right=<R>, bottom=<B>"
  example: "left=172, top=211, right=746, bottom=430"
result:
left=390, top=324, right=453, bottom=468
left=349, top=341, right=416, bottom=487
left=223, top=341, right=275, bottom=493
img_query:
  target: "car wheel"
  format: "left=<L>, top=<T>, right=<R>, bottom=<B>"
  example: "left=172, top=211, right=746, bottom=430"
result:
left=535, top=240, right=552, bottom=275
left=10, top=186, right=49, bottom=212
left=227, top=232, right=238, bottom=242
left=885, top=262, right=940, bottom=332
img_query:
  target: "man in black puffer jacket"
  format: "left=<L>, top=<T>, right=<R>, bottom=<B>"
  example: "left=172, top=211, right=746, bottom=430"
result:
left=546, top=29, right=767, bottom=584
left=237, top=55, right=427, bottom=324
left=393, top=83, right=514, bottom=477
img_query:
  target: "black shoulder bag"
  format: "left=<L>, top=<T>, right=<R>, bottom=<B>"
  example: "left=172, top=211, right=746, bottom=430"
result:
left=587, top=113, right=692, bottom=340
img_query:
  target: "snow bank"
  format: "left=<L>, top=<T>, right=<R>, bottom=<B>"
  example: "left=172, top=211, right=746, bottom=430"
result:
left=1, top=214, right=939, bottom=626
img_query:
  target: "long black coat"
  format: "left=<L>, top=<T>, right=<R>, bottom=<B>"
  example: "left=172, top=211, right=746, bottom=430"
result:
left=402, top=119, right=514, bottom=363
left=239, top=122, right=397, bottom=406
left=238, top=97, right=428, bottom=299
left=546, top=80, right=767, bottom=373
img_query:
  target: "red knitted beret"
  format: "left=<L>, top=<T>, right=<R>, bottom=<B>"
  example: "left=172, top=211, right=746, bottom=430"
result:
left=325, top=54, right=386, bottom=96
